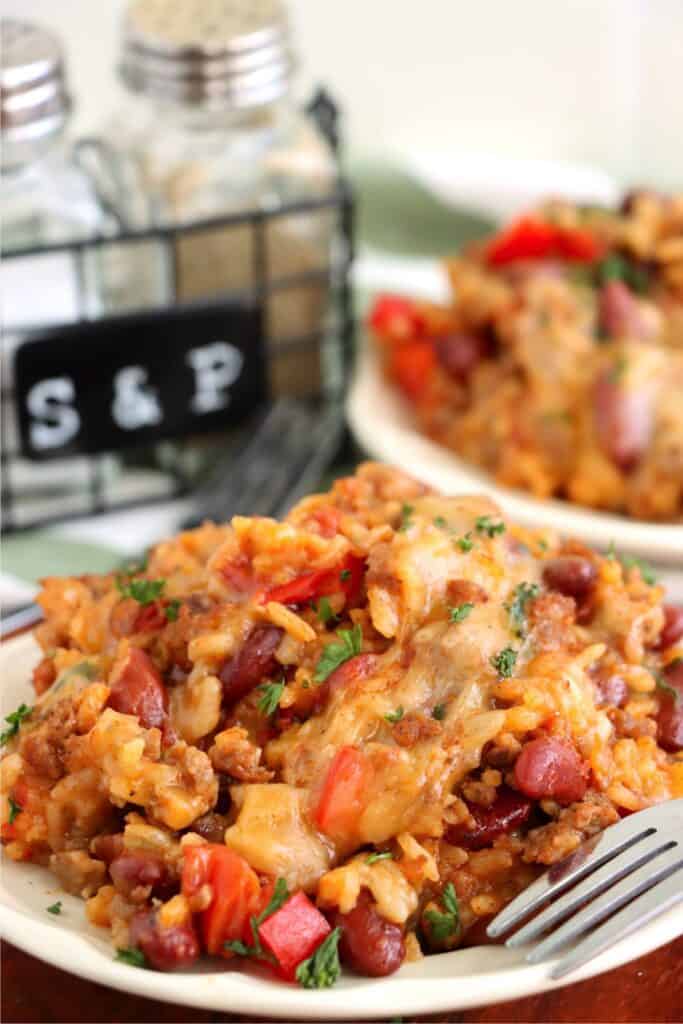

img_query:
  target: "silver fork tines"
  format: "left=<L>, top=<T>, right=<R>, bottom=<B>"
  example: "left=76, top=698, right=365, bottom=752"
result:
left=486, top=798, right=683, bottom=979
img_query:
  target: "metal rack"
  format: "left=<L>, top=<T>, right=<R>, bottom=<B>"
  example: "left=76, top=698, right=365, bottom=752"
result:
left=1, top=93, right=355, bottom=532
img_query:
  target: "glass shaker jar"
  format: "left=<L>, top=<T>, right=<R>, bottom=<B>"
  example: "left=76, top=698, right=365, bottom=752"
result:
left=0, top=19, right=120, bottom=527
left=107, top=0, right=338, bottom=398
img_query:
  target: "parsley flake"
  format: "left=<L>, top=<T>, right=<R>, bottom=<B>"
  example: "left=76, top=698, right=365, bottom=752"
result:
left=433, top=516, right=448, bottom=529
left=506, top=582, right=540, bottom=636
left=339, top=569, right=351, bottom=582
left=296, top=927, right=342, bottom=989
left=314, top=624, right=362, bottom=683
left=385, top=706, right=404, bottom=724
left=475, top=515, right=505, bottom=538
left=366, top=850, right=394, bottom=865
left=315, top=596, right=335, bottom=625
left=450, top=602, right=474, bottom=624
left=0, top=703, right=32, bottom=746
left=8, top=796, right=21, bottom=824
left=491, top=646, right=518, bottom=678
left=620, top=555, right=656, bottom=586
left=224, top=877, right=291, bottom=958
left=456, top=533, right=474, bottom=553
left=424, top=882, right=460, bottom=942
left=47, top=901, right=62, bottom=915
left=117, top=578, right=165, bottom=606
left=257, top=680, right=285, bottom=717
left=656, top=672, right=681, bottom=705
left=432, top=703, right=446, bottom=721
left=399, top=504, right=415, bottom=532
left=165, top=599, right=181, bottom=622
left=115, top=947, right=147, bottom=968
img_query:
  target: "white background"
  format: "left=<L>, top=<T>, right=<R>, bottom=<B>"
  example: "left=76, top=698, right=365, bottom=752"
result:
left=5, top=0, right=683, bottom=188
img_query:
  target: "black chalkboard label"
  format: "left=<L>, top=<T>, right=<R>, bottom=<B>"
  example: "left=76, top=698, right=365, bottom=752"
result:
left=15, top=299, right=265, bottom=460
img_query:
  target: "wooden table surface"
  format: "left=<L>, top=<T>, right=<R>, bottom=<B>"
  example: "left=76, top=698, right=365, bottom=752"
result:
left=2, top=635, right=681, bottom=1023
left=3, top=936, right=682, bottom=1023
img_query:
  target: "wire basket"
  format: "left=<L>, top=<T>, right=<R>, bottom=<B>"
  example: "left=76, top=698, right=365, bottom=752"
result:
left=1, top=92, right=354, bottom=532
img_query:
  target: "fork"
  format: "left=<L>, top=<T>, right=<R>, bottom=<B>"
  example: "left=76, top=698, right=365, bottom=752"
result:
left=487, top=798, right=683, bottom=979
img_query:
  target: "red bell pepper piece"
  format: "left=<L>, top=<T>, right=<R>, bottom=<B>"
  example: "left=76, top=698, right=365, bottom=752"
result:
left=390, top=340, right=436, bottom=401
left=258, top=890, right=331, bottom=981
left=487, top=217, right=557, bottom=265
left=182, top=844, right=261, bottom=957
left=368, top=294, right=424, bottom=344
left=315, top=746, right=372, bottom=841
left=261, top=554, right=366, bottom=609
left=487, top=216, right=601, bottom=265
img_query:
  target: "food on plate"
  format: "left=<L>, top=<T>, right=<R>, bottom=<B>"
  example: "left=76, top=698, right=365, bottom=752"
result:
left=2, top=463, right=682, bottom=986
left=369, top=191, right=683, bottom=521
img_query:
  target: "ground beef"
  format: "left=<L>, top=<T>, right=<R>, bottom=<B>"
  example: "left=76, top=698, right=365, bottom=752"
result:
left=528, top=592, right=576, bottom=650
left=208, top=726, right=273, bottom=783
left=522, top=793, right=619, bottom=865
left=392, top=712, right=442, bottom=748
left=20, top=701, right=79, bottom=780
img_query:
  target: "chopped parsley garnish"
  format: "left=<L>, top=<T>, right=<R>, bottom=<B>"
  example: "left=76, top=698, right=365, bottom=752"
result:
left=385, top=706, right=404, bottom=724
left=116, top=577, right=165, bottom=606
left=8, top=796, right=21, bottom=824
left=432, top=703, right=446, bottom=721
left=315, top=596, right=335, bottom=625
left=366, top=850, right=394, bottom=865
left=399, top=504, right=415, bottom=532
left=314, top=624, right=362, bottom=683
left=450, top=602, right=474, bottom=624
left=165, top=599, right=181, bottom=622
left=506, top=582, right=540, bottom=636
left=115, top=947, right=147, bottom=968
left=609, top=355, right=628, bottom=382
left=296, top=927, right=342, bottom=989
left=424, top=882, right=460, bottom=942
left=225, top=877, right=290, bottom=958
left=620, top=555, right=656, bottom=586
left=339, top=569, right=351, bottom=582
left=597, top=253, right=650, bottom=294
left=537, top=538, right=549, bottom=552
left=456, top=532, right=474, bottom=553
left=433, top=516, right=448, bottom=529
left=0, top=703, right=32, bottom=746
left=475, top=515, right=505, bottom=538
left=491, top=646, right=518, bottom=678
left=257, top=680, right=285, bottom=717
left=46, top=901, right=62, bottom=915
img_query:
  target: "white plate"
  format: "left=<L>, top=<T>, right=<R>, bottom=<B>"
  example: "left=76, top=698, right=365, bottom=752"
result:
left=347, top=344, right=683, bottom=596
left=1, top=633, right=682, bottom=1019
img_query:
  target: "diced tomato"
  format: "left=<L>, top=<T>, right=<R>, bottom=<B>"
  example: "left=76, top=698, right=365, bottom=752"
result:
left=258, top=890, right=331, bottom=981
left=315, top=746, right=371, bottom=841
left=390, top=340, right=436, bottom=401
left=261, top=554, right=366, bottom=610
left=134, top=601, right=167, bottom=632
left=368, top=294, right=424, bottom=344
left=181, top=844, right=261, bottom=957
left=487, top=216, right=601, bottom=265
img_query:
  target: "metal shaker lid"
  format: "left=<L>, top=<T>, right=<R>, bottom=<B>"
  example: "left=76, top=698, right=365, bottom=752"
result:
left=121, top=0, right=295, bottom=110
left=1, top=19, right=70, bottom=141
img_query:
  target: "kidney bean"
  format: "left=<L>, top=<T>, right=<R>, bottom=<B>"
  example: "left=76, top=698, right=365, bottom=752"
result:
left=593, top=369, right=653, bottom=471
left=128, top=909, right=199, bottom=971
left=108, top=648, right=167, bottom=730
left=192, top=811, right=229, bottom=845
left=543, top=555, right=597, bottom=601
left=330, top=892, right=405, bottom=977
left=312, top=653, right=379, bottom=713
left=657, top=605, right=683, bottom=651
left=219, top=625, right=283, bottom=705
left=599, top=280, right=646, bottom=339
left=435, top=333, right=488, bottom=381
left=91, top=833, right=125, bottom=864
left=445, top=786, right=532, bottom=850
left=514, top=737, right=589, bottom=805
left=656, top=659, right=683, bottom=752
left=109, top=852, right=173, bottom=900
